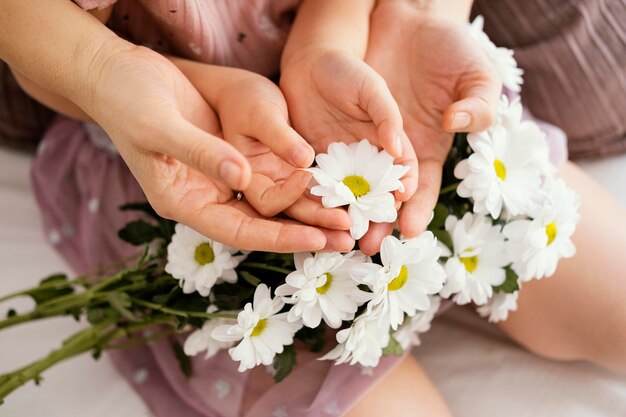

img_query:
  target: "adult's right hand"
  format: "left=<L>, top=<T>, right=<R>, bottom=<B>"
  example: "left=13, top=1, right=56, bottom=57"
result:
left=78, top=42, right=333, bottom=252
left=360, top=0, right=502, bottom=254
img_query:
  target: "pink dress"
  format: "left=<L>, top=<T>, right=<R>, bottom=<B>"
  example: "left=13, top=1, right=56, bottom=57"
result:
left=31, top=2, right=405, bottom=416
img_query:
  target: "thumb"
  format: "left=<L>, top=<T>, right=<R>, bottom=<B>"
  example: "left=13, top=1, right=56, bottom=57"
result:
left=360, top=70, right=405, bottom=158
left=441, top=69, right=501, bottom=133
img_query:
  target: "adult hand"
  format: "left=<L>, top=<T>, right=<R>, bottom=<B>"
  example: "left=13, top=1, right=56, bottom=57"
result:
left=80, top=42, right=335, bottom=252
left=361, top=1, right=501, bottom=254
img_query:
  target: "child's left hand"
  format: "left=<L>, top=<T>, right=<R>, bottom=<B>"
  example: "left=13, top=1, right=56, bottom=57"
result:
left=280, top=47, right=419, bottom=246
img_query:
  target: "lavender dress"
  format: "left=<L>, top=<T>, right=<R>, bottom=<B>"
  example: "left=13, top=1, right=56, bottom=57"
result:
left=31, top=2, right=404, bottom=416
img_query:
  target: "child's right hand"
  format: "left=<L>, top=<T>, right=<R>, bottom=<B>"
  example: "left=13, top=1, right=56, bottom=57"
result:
left=176, top=61, right=354, bottom=251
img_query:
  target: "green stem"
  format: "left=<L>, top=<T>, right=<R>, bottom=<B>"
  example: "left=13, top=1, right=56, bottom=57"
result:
left=239, top=262, right=292, bottom=275
left=439, top=182, right=460, bottom=195
left=0, top=319, right=114, bottom=402
left=0, top=317, right=174, bottom=403
left=0, top=310, right=45, bottom=331
left=104, top=328, right=177, bottom=350
left=0, top=277, right=87, bottom=304
left=129, top=298, right=237, bottom=320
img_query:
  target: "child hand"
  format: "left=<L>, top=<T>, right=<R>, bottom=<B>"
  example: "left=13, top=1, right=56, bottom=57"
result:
left=361, top=1, right=502, bottom=253
left=178, top=62, right=354, bottom=250
left=280, top=47, right=419, bottom=242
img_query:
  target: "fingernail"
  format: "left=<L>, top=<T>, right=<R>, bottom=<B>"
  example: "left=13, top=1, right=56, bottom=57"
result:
left=393, top=135, right=403, bottom=156
left=219, top=160, right=242, bottom=189
left=450, top=112, right=472, bottom=130
left=291, top=146, right=314, bottom=167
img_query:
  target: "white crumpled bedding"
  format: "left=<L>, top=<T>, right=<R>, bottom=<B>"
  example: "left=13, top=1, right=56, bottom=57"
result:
left=1, top=146, right=625, bottom=417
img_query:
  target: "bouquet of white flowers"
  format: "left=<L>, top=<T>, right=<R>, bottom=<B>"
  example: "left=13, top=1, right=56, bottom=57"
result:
left=0, top=16, right=580, bottom=403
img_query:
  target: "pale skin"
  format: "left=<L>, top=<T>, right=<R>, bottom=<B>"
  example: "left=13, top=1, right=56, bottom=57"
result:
left=3, top=0, right=625, bottom=416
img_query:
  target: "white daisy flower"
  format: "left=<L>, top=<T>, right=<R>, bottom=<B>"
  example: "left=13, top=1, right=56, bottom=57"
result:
left=503, top=179, right=580, bottom=281
left=439, top=213, right=509, bottom=305
left=477, top=291, right=519, bottom=323
left=455, top=96, right=551, bottom=218
left=393, top=296, right=441, bottom=350
left=211, top=284, right=302, bottom=372
left=468, top=15, right=524, bottom=92
left=275, top=251, right=369, bottom=329
left=309, top=139, right=409, bottom=240
left=184, top=307, right=236, bottom=359
left=320, top=312, right=390, bottom=368
left=165, top=223, right=247, bottom=296
left=351, top=233, right=446, bottom=330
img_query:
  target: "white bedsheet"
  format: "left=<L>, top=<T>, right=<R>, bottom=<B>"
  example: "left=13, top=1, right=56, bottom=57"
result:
left=1, top=147, right=625, bottom=417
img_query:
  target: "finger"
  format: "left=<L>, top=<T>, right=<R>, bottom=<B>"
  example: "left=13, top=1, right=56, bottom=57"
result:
left=320, top=229, right=355, bottom=252
left=441, top=68, right=501, bottom=133
left=358, top=222, right=395, bottom=256
left=398, top=159, right=443, bottom=238
left=361, top=72, right=405, bottom=158
left=248, top=106, right=315, bottom=168
left=151, top=114, right=252, bottom=190
left=393, top=133, right=419, bottom=202
left=244, top=170, right=311, bottom=217
left=284, top=196, right=352, bottom=230
left=183, top=202, right=327, bottom=252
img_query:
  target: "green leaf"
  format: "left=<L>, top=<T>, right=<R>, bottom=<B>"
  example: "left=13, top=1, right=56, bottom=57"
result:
left=295, top=326, right=325, bottom=353
left=172, top=341, right=193, bottom=378
left=91, top=347, right=102, bottom=360
left=429, top=203, right=449, bottom=230
left=273, top=344, right=296, bottom=383
left=382, top=334, right=403, bottom=357
left=212, top=283, right=254, bottom=311
left=6, top=308, right=17, bottom=318
left=27, top=274, right=74, bottom=305
left=239, top=271, right=261, bottom=287
left=119, top=202, right=158, bottom=218
left=118, top=220, right=159, bottom=246
left=86, top=307, right=118, bottom=325
left=107, top=293, right=138, bottom=322
left=432, top=229, right=453, bottom=252
left=493, top=267, right=520, bottom=294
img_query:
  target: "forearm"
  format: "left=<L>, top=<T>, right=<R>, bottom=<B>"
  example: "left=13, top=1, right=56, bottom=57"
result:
left=10, top=69, right=92, bottom=121
left=281, top=0, right=375, bottom=68
left=0, top=0, right=128, bottom=114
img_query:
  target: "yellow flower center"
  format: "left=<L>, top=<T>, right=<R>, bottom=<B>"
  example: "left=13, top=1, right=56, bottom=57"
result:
left=343, top=175, right=371, bottom=198
left=251, top=319, right=267, bottom=337
left=494, top=159, right=507, bottom=181
left=316, top=273, right=333, bottom=295
left=388, top=265, right=408, bottom=291
left=545, top=222, right=557, bottom=246
left=460, top=256, right=478, bottom=273
left=194, top=242, right=215, bottom=265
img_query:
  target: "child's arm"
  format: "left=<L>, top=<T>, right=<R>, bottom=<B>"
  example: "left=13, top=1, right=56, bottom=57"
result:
left=281, top=0, right=375, bottom=65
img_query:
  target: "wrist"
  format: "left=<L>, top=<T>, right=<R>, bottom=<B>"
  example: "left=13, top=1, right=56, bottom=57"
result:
left=281, top=41, right=353, bottom=74
left=375, top=0, right=473, bottom=24
left=69, top=35, right=134, bottom=112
